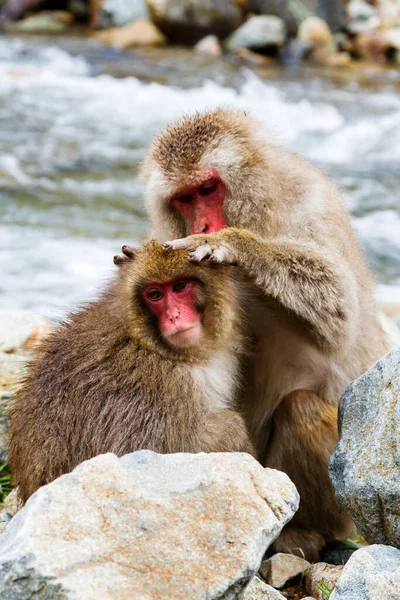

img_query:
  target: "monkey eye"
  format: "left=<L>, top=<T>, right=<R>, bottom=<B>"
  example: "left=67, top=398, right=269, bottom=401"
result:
left=147, top=289, right=163, bottom=301
left=177, top=193, right=193, bottom=203
left=199, top=182, right=217, bottom=196
left=172, top=281, right=187, bottom=292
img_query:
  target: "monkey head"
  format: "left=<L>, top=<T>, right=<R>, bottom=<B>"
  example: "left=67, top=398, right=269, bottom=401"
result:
left=142, top=108, right=273, bottom=240
left=114, top=241, right=242, bottom=362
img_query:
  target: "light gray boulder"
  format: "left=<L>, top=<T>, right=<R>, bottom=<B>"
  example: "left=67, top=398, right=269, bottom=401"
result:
left=330, top=347, right=400, bottom=546
left=225, top=16, right=286, bottom=52
left=99, top=0, right=149, bottom=28
left=0, top=451, right=299, bottom=599
left=330, top=545, right=400, bottom=600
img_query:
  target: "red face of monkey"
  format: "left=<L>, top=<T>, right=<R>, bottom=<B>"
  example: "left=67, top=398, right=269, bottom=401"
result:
left=141, top=278, right=202, bottom=347
left=170, top=169, right=227, bottom=235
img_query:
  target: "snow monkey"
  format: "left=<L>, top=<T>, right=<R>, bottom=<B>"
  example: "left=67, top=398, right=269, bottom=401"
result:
left=10, top=241, right=255, bottom=503
left=142, top=108, right=391, bottom=560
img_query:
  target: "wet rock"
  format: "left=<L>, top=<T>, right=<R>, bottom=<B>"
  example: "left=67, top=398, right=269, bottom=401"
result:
left=248, top=0, right=345, bottom=33
left=353, top=32, right=390, bottom=63
left=68, top=0, right=89, bottom=20
left=260, top=553, right=310, bottom=589
left=194, top=34, right=223, bottom=56
left=246, top=0, right=298, bottom=36
left=97, top=0, right=148, bottom=28
left=305, top=563, right=344, bottom=600
left=346, top=0, right=380, bottom=34
left=0, top=310, right=50, bottom=353
left=298, top=16, right=335, bottom=61
left=6, top=10, right=74, bottom=32
left=234, top=47, right=276, bottom=64
left=147, top=0, right=244, bottom=44
left=0, top=451, right=299, bottom=599
left=94, top=19, right=167, bottom=48
left=225, top=15, right=286, bottom=52
left=330, top=346, right=400, bottom=547
left=0, top=0, right=44, bottom=27
left=379, top=0, right=400, bottom=27
left=330, top=545, right=400, bottom=600
left=242, top=576, right=286, bottom=599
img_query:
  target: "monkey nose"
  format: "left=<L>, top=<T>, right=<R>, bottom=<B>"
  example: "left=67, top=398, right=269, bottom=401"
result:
left=201, top=224, right=208, bottom=233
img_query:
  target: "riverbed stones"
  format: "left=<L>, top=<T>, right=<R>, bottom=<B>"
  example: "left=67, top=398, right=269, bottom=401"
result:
left=298, top=16, right=335, bottom=61
left=260, top=553, right=310, bottom=589
left=330, top=347, right=400, bottom=547
left=147, top=0, right=243, bottom=44
left=225, top=15, right=286, bottom=53
left=194, top=34, right=223, bottom=56
left=242, top=576, right=286, bottom=599
left=330, top=545, right=400, bottom=600
left=0, top=451, right=299, bottom=599
left=94, top=19, right=167, bottom=47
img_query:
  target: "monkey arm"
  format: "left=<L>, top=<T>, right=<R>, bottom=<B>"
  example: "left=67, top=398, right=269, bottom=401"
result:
left=164, top=228, right=355, bottom=353
left=201, top=410, right=257, bottom=458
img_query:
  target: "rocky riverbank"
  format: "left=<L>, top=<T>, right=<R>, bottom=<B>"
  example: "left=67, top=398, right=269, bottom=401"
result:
left=1, top=307, right=400, bottom=598
left=1, top=0, right=400, bottom=69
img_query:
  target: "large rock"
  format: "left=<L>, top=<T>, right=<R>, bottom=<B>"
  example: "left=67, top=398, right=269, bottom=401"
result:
left=97, top=0, right=149, bottom=28
left=330, top=545, right=400, bottom=600
left=248, top=0, right=345, bottom=33
left=146, top=0, right=244, bottom=44
left=225, top=15, right=286, bottom=52
left=0, top=451, right=299, bottom=599
left=330, top=347, right=400, bottom=547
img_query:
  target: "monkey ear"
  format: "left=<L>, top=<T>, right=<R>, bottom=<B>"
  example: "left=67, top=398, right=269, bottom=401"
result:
left=113, top=245, right=139, bottom=267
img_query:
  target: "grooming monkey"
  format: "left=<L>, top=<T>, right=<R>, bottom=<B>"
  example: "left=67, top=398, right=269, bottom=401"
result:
left=142, top=108, right=391, bottom=560
left=10, top=241, right=255, bottom=503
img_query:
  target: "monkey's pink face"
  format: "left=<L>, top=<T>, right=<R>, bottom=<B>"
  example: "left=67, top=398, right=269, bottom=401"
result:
left=141, top=278, right=202, bottom=348
left=170, top=169, right=227, bottom=235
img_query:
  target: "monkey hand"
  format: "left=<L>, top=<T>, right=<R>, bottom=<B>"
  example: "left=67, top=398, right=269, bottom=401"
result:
left=162, top=229, right=248, bottom=265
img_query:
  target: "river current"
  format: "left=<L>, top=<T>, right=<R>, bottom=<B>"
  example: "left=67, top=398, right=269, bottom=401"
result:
left=0, top=35, right=399, bottom=320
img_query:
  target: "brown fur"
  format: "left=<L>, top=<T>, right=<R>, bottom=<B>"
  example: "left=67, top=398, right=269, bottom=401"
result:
left=143, top=108, right=391, bottom=559
left=10, top=241, right=255, bottom=504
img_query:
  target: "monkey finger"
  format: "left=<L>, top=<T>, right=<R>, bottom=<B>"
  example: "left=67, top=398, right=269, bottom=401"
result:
left=209, top=245, right=236, bottom=265
left=189, top=244, right=213, bottom=262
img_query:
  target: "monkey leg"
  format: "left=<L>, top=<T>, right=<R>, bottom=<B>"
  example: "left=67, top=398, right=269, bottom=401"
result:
left=264, top=390, right=353, bottom=562
left=202, top=410, right=258, bottom=459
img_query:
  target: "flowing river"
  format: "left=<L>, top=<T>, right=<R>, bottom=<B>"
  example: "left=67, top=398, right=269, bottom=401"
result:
left=0, top=34, right=399, bottom=320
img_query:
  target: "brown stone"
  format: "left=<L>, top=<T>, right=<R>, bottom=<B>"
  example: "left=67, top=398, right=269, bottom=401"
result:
left=305, top=562, right=344, bottom=600
left=94, top=19, right=167, bottom=48
left=260, top=553, right=310, bottom=589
